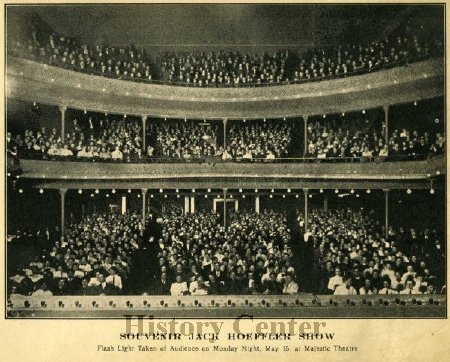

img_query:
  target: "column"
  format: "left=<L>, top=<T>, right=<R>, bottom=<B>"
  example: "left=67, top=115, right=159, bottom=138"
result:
left=141, top=115, right=147, bottom=152
left=184, top=196, right=190, bottom=214
left=190, top=196, right=195, bottom=213
left=303, top=114, right=309, bottom=156
left=223, top=118, right=228, bottom=148
left=323, top=193, right=328, bottom=211
left=141, top=189, right=147, bottom=225
left=121, top=196, right=127, bottom=215
left=59, top=105, right=67, bottom=143
left=384, top=189, right=389, bottom=239
left=383, top=105, right=389, bottom=145
left=59, top=188, right=67, bottom=236
left=223, top=188, right=228, bottom=229
left=303, top=188, right=309, bottom=232
left=255, top=195, right=260, bottom=214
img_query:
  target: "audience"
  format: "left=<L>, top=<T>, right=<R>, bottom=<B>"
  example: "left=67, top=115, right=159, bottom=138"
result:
left=227, top=122, right=292, bottom=160
left=7, top=206, right=445, bottom=297
left=148, top=121, right=222, bottom=161
left=10, top=21, right=442, bottom=87
left=8, top=211, right=143, bottom=296
left=158, top=50, right=292, bottom=86
left=389, top=128, right=445, bottom=158
left=10, top=32, right=154, bottom=82
left=301, top=208, right=445, bottom=295
left=156, top=210, right=295, bottom=296
left=9, top=116, right=444, bottom=163
left=305, top=118, right=445, bottom=160
left=11, top=116, right=144, bottom=162
left=292, top=25, right=442, bottom=82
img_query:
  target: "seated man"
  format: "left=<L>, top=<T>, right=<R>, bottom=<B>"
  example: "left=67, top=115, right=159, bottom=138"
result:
left=189, top=275, right=208, bottom=295
left=170, top=274, right=189, bottom=296
left=224, top=271, right=243, bottom=295
left=378, top=279, right=396, bottom=295
left=334, top=276, right=357, bottom=296
left=359, top=278, right=376, bottom=295
left=327, top=267, right=344, bottom=293
left=111, top=146, right=123, bottom=161
left=91, top=273, right=118, bottom=296
left=76, top=278, right=96, bottom=296
left=152, top=271, right=171, bottom=295
left=32, top=282, right=53, bottom=297
left=262, top=272, right=282, bottom=295
left=105, top=267, right=122, bottom=291
left=206, top=274, right=222, bottom=295
left=400, top=280, right=416, bottom=295
left=282, top=274, right=299, bottom=295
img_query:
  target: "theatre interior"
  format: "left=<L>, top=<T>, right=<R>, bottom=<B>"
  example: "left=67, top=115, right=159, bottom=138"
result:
left=5, top=4, right=446, bottom=317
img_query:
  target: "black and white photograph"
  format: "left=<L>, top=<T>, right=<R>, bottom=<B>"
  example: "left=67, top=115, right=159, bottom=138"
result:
left=4, top=2, right=446, bottom=325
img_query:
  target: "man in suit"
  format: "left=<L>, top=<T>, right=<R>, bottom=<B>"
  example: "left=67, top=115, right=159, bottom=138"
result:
left=52, top=278, right=67, bottom=296
left=262, top=272, right=282, bottom=295
left=130, top=218, right=161, bottom=293
left=76, top=277, right=97, bottom=296
left=212, top=262, right=226, bottom=283
left=152, top=271, right=171, bottom=295
left=91, top=274, right=118, bottom=295
left=224, top=271, right=243, bottom=295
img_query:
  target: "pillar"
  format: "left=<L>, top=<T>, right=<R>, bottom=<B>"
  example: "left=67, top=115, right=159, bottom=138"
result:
left=384, top=189, right=389, bottom=239
left=383, top=105, right=389, bottom=145
left=223, top=118, right=228, bottom=148
left=184, top=196, right=190, bottom=214
left=223, top=188, right=227, bottom=229
left=141, top=115, right=147, bottom=151
left=59, top=188, right=67, bottom=236
left=323, top=193, right=328, bottom=211
left=303, top=188, right=309, bottom=231
left=141, top=189, right=147, bottom=225
left=303, top=114, right=309, bottom=156
left=190, top=196, right=195, bottom=213
left=121, top=196, right=127, bottom=215
left=59, top=105, right=67, bottom=143
left=255, top=195, right=260, bottom=214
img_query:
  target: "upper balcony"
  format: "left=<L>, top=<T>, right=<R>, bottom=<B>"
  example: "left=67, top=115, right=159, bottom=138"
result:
left=7, top=56, right=444, bottom=119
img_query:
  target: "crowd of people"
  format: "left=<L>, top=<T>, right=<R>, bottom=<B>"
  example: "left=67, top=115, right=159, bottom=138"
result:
left=9, top=20, right=442, bottom=87
left=290, top=27, right=442, bottom=82
left=148, top=121, right=222, bottom=161
left=226, top=122, right=292, bottom=160
left=158, top=50, right=293, bottom=86
left=301, top=209, right=445, bottom=295
left=151, top=210, right=297, bottom=296
left=8, top=116, right=444, bottom=163
left=305, top=118, right=445, bottom=160
left=8, top=205, right=445, bottom=298
left=8, top=210, right=301, bottom=296
left=7, top=116, right=146, bottom=162
left=388, top=128, right=445, bottom=158
left=10, top=30, right=155, bottom=82
left=9, top=212, right=143, bottom=297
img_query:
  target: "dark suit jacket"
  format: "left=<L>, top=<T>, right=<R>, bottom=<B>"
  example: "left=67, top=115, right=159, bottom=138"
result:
left=75, top=286, right=97, bottom=296
left=262, top=280, right=282, bottom=295
left=225, top=279, right=243, bottom=295
left=91, top=283, right=119, bottom=296
left=152, top=278, right=171, bottom=295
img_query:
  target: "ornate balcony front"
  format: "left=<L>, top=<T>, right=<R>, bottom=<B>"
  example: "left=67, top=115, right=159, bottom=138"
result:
left=7, top=56, right=444, bottom=119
